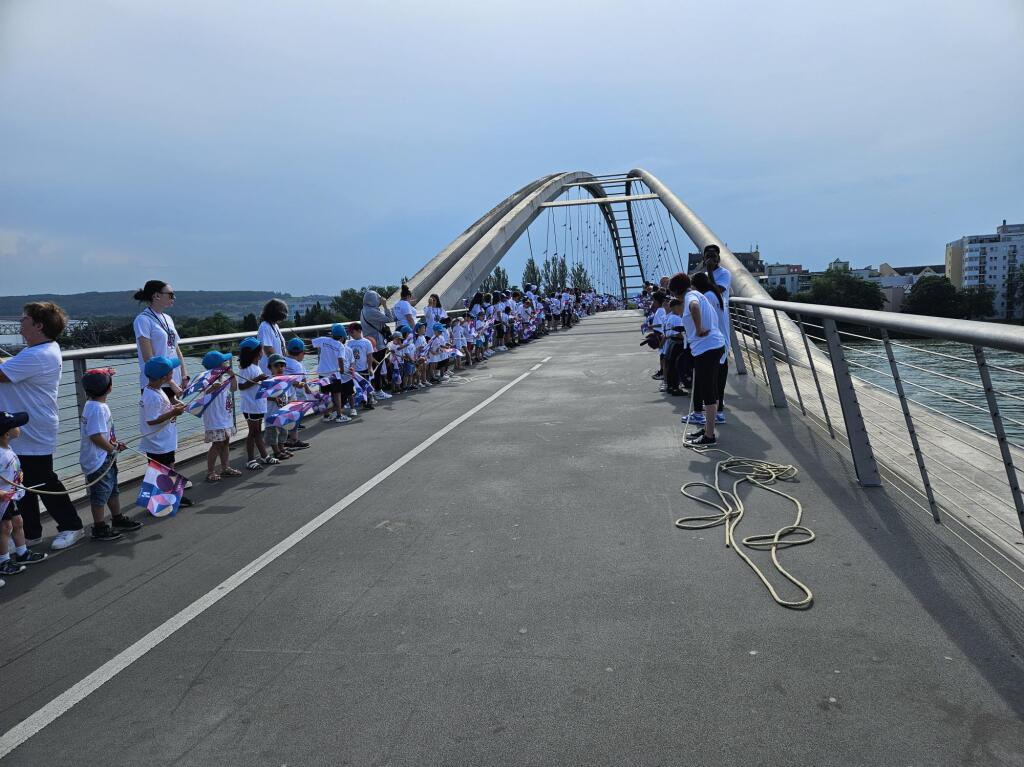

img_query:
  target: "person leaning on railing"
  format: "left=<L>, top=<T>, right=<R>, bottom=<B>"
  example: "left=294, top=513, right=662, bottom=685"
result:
left=0, top=302, right=87, bottom=549
left=133, top=280, right=189, bottom=397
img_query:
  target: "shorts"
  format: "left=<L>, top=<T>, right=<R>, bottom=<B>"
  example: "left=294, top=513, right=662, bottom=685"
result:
left=86, top=457, right=119, bottom=507
left=321, top=380, right=343, bottom=394
left=338, top=380, right=355, bottom=399
left=2, top=500, right=19, bottom=521
left=403, top=362, right=416, bottom=376
left=147, top=450, right=176, bottom=467
left=204, top=427, right=237, bottom=443
left=243, top=412, right=266, bottom=422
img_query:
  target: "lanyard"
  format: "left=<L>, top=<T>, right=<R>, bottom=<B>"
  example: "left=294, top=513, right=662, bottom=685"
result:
left=145, top=308, right=177, bottom=347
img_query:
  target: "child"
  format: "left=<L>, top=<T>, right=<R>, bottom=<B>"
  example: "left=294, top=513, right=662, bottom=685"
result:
left=237, top=337, right=277, bottom=470
left=311, top=325, right=352, bottom=423
left=452, top=317, right=467, bottom=370
left=427, top=323, right=447, bottom=383
left=139, top=356, right=192, bottom=507
left=199, top=350, right=239, bottom=482
left=283, top=339, right=313, bottom=449
left=413, top=323, right=430, bottom=388
left=346, top=322, right=376, bottom=411
left=80, top=368, right=142, bottom=541
left=263, top=354, right=294, bottom=460
left=0, top=411, right=47, bottom=581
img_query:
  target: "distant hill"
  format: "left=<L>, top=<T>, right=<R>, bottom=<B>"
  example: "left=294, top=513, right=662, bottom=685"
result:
left=0, top=291, right=334, bottom=320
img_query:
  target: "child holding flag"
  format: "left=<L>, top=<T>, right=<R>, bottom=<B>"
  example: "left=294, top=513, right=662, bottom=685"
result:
left=283, top=340, right=312, bottom=450
left=139, top=356, right=193, bottom=507
left=199, top=351, right=239, bottom=482
left=311, top=325, right=352, bottom=424
left=346, top=322, right=377, bottom=411
left=237, top=337, right=276, bottom=470
left=79, top=368, right=141, bottom=541
left=263, top=355, right=294, bottom=461
left=0, top=412, right=48, bottom=581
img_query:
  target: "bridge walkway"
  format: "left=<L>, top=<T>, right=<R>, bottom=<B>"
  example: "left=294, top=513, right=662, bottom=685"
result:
left=1, top=312, right=1022, bottom=765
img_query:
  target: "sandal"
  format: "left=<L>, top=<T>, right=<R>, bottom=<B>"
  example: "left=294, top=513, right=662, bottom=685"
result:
left=206, top=472, right=221, bottom=483
left=246, top=459, right=263, bottom=472
left=222, top=467, right=242, bottom=477
left=263, top=456, right=281, bottom=465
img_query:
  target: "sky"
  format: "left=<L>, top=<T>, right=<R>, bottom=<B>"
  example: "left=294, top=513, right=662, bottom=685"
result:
left=1, top=0, right=1022, bottom=297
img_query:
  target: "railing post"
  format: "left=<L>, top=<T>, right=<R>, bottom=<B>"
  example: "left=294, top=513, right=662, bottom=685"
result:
left=727, top=309, right=747, bottom=376
left=773, top=309, right=805, bottom=415
left=882, top=330, right=939, bottom=522
left=796, top=314, right=835, bottom=440
left=752, top=308, right=788, bottom=408
left=973, top=345, right=1024, bottom=537
left=823, top=318, right=880, bottom=487
left=72, top=357, right=88, bottom=421
left=736, top=307, right=761, bottom=382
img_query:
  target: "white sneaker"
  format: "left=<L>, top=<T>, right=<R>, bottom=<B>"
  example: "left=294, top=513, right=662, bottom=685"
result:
left=51, top=529, right=85, bottom=550
left=323, top=413, right=337, bottom=422
left=349, top=408, right=358, bottom=417
left=378, top=391, right=392, bottom=399
left=335, top=414, right=352, bottom=423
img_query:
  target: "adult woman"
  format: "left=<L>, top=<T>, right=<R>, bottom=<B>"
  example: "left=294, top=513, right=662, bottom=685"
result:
left=257, top=299, right=289, bottom=374
left=0, top=302, right=85, bottom=549
left=467, top=292, right=485, bottom=321
left=133, top=280, right=188, bottom=394
left=672, top=273, right=725, bottom=446
left=393, top=285, right=417, bottom=330
left=423, top=294, right=448, bottom=328
left=691, top=272, right=730, bottom=422
left=360, top=290, right=395, bottom=389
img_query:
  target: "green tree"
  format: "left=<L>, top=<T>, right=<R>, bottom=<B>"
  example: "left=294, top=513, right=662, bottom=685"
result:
left=901, top=276, right=960, bottom=318
left=958, top=285, right=995, bottom=320
left=792, top=270, right=884, bottom=311
left=522, top=256, right=542, bottom=289
left=241, top=312, right=258, bottom=331
left=331, top=288, right=363, bottom=320
left=301, top=301, right=336, bottom=326
left=569, top=262, right=592, bottom=291
left=480, top=266, right=510, bottom=294
left=540, top=256, right=568, bottom=294
left=767, top=284, right=790, bottom=301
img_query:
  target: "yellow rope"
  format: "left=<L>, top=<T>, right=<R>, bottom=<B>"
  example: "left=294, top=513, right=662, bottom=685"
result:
left=676, top=445, right=815, bottom=609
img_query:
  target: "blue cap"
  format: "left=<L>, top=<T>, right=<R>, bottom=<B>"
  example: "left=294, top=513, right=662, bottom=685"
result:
left=286, top=338, right=306, bottom=353
left=397, top=324, right=411, bottom=334
left=239, top=337, right=260, bottom=351
left=415, top=322, right=426, bottom=331
left=432, top=323, right=445, bottom=333
left=331, top=323, right=347, bottom=338
left=144, top=355, right=181, bottom=380
left=202, top=350, right=232, bottom=370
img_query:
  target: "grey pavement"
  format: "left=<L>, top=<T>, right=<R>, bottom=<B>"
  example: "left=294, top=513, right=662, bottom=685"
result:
left=1, top=311, right=1022, bottom=766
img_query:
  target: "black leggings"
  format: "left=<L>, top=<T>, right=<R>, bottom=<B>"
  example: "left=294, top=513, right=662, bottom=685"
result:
left=691, top=347, right=725, bottom=408
left=664, top=339, right=686, bottom=390
left=16, top=454, right=84, bottom=539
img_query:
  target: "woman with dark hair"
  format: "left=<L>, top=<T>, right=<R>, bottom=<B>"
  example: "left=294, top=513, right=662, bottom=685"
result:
left=691, top=272, right=730, bottom=423
left=675, top=273, right=726, bottom=446
left=423, top=293, right=448, bottom=328
left=393, top=285, right=417, bottom=331
left=257, top=298, right=289, bottom=374
left=468, top=292, right=485, bottom=320
left=133, top=280, right=188, bottom=394
left=0, top=302, right=86, bottom=549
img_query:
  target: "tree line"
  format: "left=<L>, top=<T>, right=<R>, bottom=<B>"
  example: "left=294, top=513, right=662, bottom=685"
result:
left=477, top=256, right=594, bottom=296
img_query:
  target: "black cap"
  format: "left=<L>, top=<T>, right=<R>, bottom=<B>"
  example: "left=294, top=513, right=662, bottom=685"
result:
left=0, top=411, right=29, bottom=436
left=81, top=368, right=114, bottom=397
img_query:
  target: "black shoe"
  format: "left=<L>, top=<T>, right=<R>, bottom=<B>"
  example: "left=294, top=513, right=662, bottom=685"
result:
left=180, top=496, right=195, bottom=508
left=13, top=549, right=47, bottom=565
left=91, top=524, right=123, bottom=542
left=364, top=403, right=375, bottom=410
left=289, top=441, right=311, bottom=450
left=668, top=389, right=687, bottom=396
left=687, top=428, right=707, bottom=440
left=687, top=433, right=717, bottom=446
left=0, top=560, right=26, bottom=576
left=652, top=371, right=663, bottom=380
left=111, top=514, right=143, bottom=532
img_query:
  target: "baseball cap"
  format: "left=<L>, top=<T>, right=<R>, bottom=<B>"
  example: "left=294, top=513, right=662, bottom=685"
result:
left=239, top=337, right=261, bottom=351
left=331, top=323, right=347, bottom=338
left=267, top=354, right=287, bottom=367
left=144, top=355, right=181, bottom=380
left=202, top=350, right=232, bottom=370
left=286, top=338, right=306, bottom=353
left=397, top=324, right=411, bottom=334
left=431, top=323, right=445, bottom=333
left=81, top=367, right=114, bottom=397
left=0, top=411, right=29, bottom=436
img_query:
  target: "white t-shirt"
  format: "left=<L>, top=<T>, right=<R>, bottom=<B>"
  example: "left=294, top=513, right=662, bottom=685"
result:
left=201, top=377, right=235, bottom=430
left=683, top=290, right=726, bottom=357
left=347, top=338, right=374, bottom=373
left=664, top=313, right=685, bottom=340
left=133, top=309, right=182, bottom=389
left=712, top=266, right=732, bottom=293
left=0, top=341, right=62, bottom=456
left=80, top=400, right=116, bottom=475
left=239, top=363, right=267, bottom=415
left=312, top=336, right=345, bottom=376
left=650, top=307, right=667, bottom=334
left=0, top=445, right=25, bottom=516
left=704, top=289, right=731, bottom=354
left=393, top=300, right=417, bottom=328
left=257, top=321, right=286, bottom=373
left=139, top=386, right=177, bottom=454
left=423, top=306, right=447, bottom=327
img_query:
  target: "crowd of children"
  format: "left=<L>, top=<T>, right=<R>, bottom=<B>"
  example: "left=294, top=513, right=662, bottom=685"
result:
left=0, top=284, right=621, bottom=588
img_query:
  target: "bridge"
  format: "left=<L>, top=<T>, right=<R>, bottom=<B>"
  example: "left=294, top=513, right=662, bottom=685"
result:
left=2, top=170, right=1022, bottom=765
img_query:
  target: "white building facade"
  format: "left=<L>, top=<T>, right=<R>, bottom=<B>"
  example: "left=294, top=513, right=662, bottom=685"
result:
left=949, top=221, right=1024, bottom=320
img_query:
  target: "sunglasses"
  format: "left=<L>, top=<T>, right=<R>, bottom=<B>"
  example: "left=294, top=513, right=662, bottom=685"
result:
left=159, top=291, right=176, bottom=298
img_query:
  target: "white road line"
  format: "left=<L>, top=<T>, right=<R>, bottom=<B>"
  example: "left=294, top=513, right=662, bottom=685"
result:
left=529, top=364, right=542, bottom=371
left=0, top=362, right=544, bottom=760
left=541, top=356, right=552, bottom=363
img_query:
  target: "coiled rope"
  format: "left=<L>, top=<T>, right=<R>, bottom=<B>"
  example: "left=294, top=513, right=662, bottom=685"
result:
left=676, top=445, right=815, bottom=609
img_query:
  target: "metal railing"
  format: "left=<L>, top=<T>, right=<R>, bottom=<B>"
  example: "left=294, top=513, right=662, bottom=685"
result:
left=729, top=296, right=1024, bottom=569
left=46, top=311, right=466, bottom=493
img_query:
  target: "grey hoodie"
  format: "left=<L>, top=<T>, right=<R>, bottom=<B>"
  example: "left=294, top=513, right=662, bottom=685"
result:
left=360, top=290, right=395, bottom=347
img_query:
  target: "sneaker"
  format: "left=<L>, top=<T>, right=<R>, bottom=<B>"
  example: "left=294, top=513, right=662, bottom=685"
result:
left=13, top=549, right=47, bottom=565
left=363, top=403, right=375, bottom=410
left=659, top=385, right=668, bottom=392
left=688, top=428, right=708, bottom=440
left=715, top=411, right=726, bottom=424
left=652, top=371, right=663, bottom=380
left=91, top=524, right=122, bottom=542
left=289, top=441, right=311, bottom=450
left=184, top=479, right=193, bottom=490
left=323, top=413, right=337, bottom=422
left=687, top=433, right=718, bottom=446
left=180, top=496, right=195, bottom=508
left=335, top=414, right=352, bottom=423
left=349, top=408, right=358, bottom=417
left=668, top=389, right=687, bottom=397
left=681, top=412, right=706, bottom=425
left=111, top=514, right=143, bottom=532
left=378, top=391, right=392, bottom=399
left=51, top=529, right=85, bottom=550
left=0, top=559, right=26, bottom=576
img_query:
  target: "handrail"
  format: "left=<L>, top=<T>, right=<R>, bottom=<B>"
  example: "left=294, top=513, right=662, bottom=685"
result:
left=730, top=296, right=1024, bottom=355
